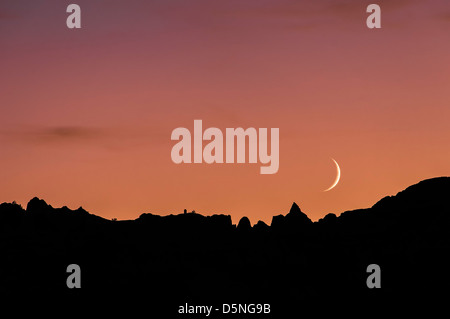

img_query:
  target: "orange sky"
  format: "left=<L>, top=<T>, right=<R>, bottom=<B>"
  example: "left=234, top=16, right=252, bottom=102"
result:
left=1, top=0, right=450, bottom=224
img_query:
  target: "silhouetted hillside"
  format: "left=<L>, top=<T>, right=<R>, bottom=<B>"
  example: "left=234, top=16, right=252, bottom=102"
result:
left=1, top=177, right=449, bottom=315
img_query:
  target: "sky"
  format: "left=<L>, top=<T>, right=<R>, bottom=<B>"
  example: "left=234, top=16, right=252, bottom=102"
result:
left=1, top=0, right=450, bottom=224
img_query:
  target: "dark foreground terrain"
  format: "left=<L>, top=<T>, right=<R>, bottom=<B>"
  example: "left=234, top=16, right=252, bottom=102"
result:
left=1, top=177, right=449, bottom=315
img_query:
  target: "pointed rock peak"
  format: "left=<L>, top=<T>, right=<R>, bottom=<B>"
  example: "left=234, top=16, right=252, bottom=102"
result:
left=285, top=202, right=313, bottom=225
left=26, top=197, right=50, bottom=212
left=288, top=202, right=302, bottom=215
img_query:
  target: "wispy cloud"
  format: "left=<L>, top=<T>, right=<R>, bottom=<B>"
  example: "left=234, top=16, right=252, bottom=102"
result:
left=0, top=126, right=105, bottom=144
left=0, top=124, right=168, bottom=151
left=0, top=126, right=118, bottom=152
left=35, top=126, right=103, bottom=141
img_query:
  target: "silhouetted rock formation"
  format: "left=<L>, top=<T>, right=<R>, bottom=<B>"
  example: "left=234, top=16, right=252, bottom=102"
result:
left=253, top=220, right=270, bottom=232
left=1, top=177, right=449, bottom=314
left=27, top=196, right=51, bottom=212
left=271, top=202, right=312, bottom=234
left=237, top=216, right=251, bottom=232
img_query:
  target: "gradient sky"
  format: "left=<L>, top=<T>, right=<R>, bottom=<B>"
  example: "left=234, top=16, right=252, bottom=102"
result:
left=1, top=0, right=450, bottom=224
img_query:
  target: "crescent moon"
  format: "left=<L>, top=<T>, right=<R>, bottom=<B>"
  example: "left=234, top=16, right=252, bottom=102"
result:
left=324, top=158, right=341, bottom=192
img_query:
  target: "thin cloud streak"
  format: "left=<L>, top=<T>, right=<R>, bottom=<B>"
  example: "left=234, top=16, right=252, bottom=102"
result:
left=0, top=125, right=168, bottom=150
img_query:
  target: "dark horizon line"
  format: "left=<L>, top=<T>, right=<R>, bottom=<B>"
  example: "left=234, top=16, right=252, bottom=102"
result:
left=2, top=176, right=449, bottom=229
